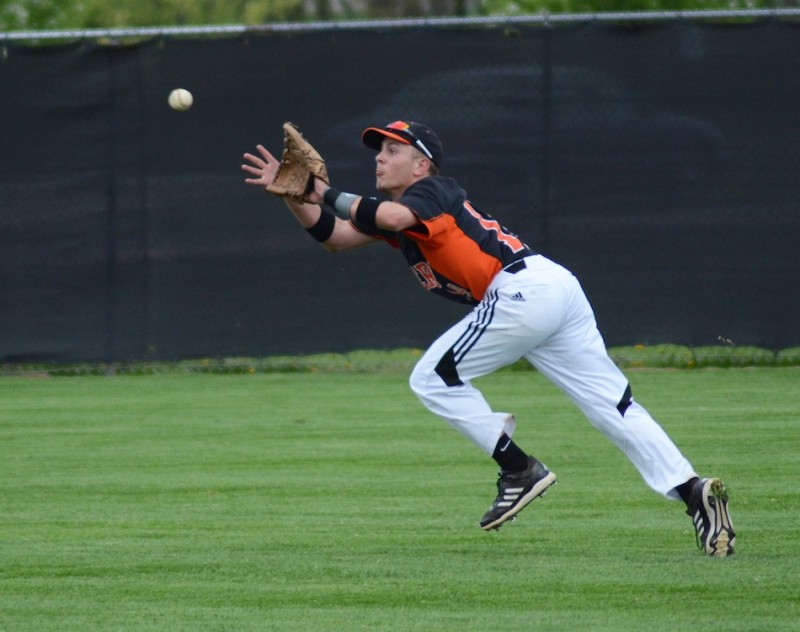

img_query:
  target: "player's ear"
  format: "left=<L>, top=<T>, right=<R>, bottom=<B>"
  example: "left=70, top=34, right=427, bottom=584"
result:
left=414, top=155, right=432, bottom=177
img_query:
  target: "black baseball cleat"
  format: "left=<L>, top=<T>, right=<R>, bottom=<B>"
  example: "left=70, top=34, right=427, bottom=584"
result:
left=480, top=456, right=556, bottom=531
left=686, top=477, right=735, bottom=557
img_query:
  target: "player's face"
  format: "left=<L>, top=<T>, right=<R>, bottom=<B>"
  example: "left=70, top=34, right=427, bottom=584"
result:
left=374, top=140, right=426, bottom=197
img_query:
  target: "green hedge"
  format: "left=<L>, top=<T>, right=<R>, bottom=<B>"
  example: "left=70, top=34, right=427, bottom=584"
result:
left=1, top=345, right=799, bottom=376
left=610, top=344, right=800, bottom=369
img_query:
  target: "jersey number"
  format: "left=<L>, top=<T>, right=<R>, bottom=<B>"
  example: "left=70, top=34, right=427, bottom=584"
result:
left=464, top=202, right=526, bottom=253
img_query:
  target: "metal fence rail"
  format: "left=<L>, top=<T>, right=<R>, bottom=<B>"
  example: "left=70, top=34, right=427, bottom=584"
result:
left=3, top=8, right=800, bottom=42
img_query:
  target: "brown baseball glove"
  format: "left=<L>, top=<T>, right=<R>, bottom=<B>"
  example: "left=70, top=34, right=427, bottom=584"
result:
left=266, top=122, right=329, bottom=199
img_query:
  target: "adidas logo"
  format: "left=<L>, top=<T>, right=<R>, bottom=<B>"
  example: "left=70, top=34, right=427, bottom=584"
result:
left=497, top=486, right=524, bottom=507
left=510, top=291, right=525, bottom=302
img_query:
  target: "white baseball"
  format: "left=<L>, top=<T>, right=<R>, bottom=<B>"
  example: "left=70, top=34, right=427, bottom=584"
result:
left=168, top=88, right=193, bottom=111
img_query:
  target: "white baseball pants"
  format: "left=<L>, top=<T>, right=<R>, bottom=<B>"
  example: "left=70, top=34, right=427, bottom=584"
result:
left=409, top=255, right=697, bottom=499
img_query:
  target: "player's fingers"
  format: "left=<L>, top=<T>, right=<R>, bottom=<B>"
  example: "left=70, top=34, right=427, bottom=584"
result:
left=241, top=162, right=262, bottom=175
left=242, top=152, right=266, bottom=168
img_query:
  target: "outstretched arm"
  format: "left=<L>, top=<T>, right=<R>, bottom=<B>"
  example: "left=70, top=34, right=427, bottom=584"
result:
left=306, top=175, right=421, bottom=233
left=242, top=145, right=377, bottom=252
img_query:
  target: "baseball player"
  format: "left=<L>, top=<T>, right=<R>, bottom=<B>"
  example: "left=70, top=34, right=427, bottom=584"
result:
left=242, top=120, right=735, bottom=557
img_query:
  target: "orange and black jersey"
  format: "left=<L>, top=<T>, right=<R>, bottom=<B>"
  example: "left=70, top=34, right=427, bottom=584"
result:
left=356, top=176, right=536, bottom=305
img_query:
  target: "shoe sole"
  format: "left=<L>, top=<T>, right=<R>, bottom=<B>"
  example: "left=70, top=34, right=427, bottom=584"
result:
left=480, top=471, right=557, bottom=531
left=702, top=478, right=735, bottom=557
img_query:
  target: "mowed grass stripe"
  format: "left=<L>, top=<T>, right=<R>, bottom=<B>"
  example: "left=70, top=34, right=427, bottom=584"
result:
left=1, top=368, right=798, bottom=631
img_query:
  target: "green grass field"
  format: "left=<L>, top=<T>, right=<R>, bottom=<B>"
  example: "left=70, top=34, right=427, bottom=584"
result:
left=1, top=367, right=798, bottom=631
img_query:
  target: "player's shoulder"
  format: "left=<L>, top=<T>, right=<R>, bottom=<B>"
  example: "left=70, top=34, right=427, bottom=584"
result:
left=403, top=176, right=465, bottom=205
left=407, top=175, right=461, bottom=193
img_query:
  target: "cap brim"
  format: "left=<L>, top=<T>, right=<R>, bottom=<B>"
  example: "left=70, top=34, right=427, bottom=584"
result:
left=362, top=127, right=413, bottom=150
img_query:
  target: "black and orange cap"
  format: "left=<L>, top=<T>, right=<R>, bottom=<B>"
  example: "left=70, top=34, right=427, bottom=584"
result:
left=361, top=120, right=443, bottom=167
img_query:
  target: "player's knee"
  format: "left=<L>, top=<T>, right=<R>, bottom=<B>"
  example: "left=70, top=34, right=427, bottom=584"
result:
left=409, top=355, right=443, bottom=401
left=410, top=346, right=465, bottom=403
left=408, top=361, right=428, bottom=398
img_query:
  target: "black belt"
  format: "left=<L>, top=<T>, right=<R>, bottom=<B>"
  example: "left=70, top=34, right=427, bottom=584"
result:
left=503, top=259, right=527, bottom=274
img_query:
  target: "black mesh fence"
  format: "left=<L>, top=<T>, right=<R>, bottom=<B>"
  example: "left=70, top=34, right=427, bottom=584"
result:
left=1, top=18, right=798, bottom=362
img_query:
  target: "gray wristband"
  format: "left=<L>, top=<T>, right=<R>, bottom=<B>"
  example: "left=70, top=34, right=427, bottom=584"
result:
left=323, top=186, right=359, bottom=220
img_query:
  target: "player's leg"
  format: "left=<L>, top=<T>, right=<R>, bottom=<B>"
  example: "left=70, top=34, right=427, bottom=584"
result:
left=409, top=295, right=522, bottom=454
left=522, top=269, right=735, bottom=555
left=409, top=259, right=565, bottom=529
left=522, top=271, right=696, bottom=498
left=409, top=272, right=564, bottom=455
left=409, top=299, right=558, bottom=530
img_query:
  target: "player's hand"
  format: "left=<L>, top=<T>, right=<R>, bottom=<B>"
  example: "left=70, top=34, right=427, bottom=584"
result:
left=242, top=145, right=280, bottom=190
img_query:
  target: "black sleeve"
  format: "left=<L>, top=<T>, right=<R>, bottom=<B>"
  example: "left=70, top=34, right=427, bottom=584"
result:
left=350, top=217, right=397, bottom=240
